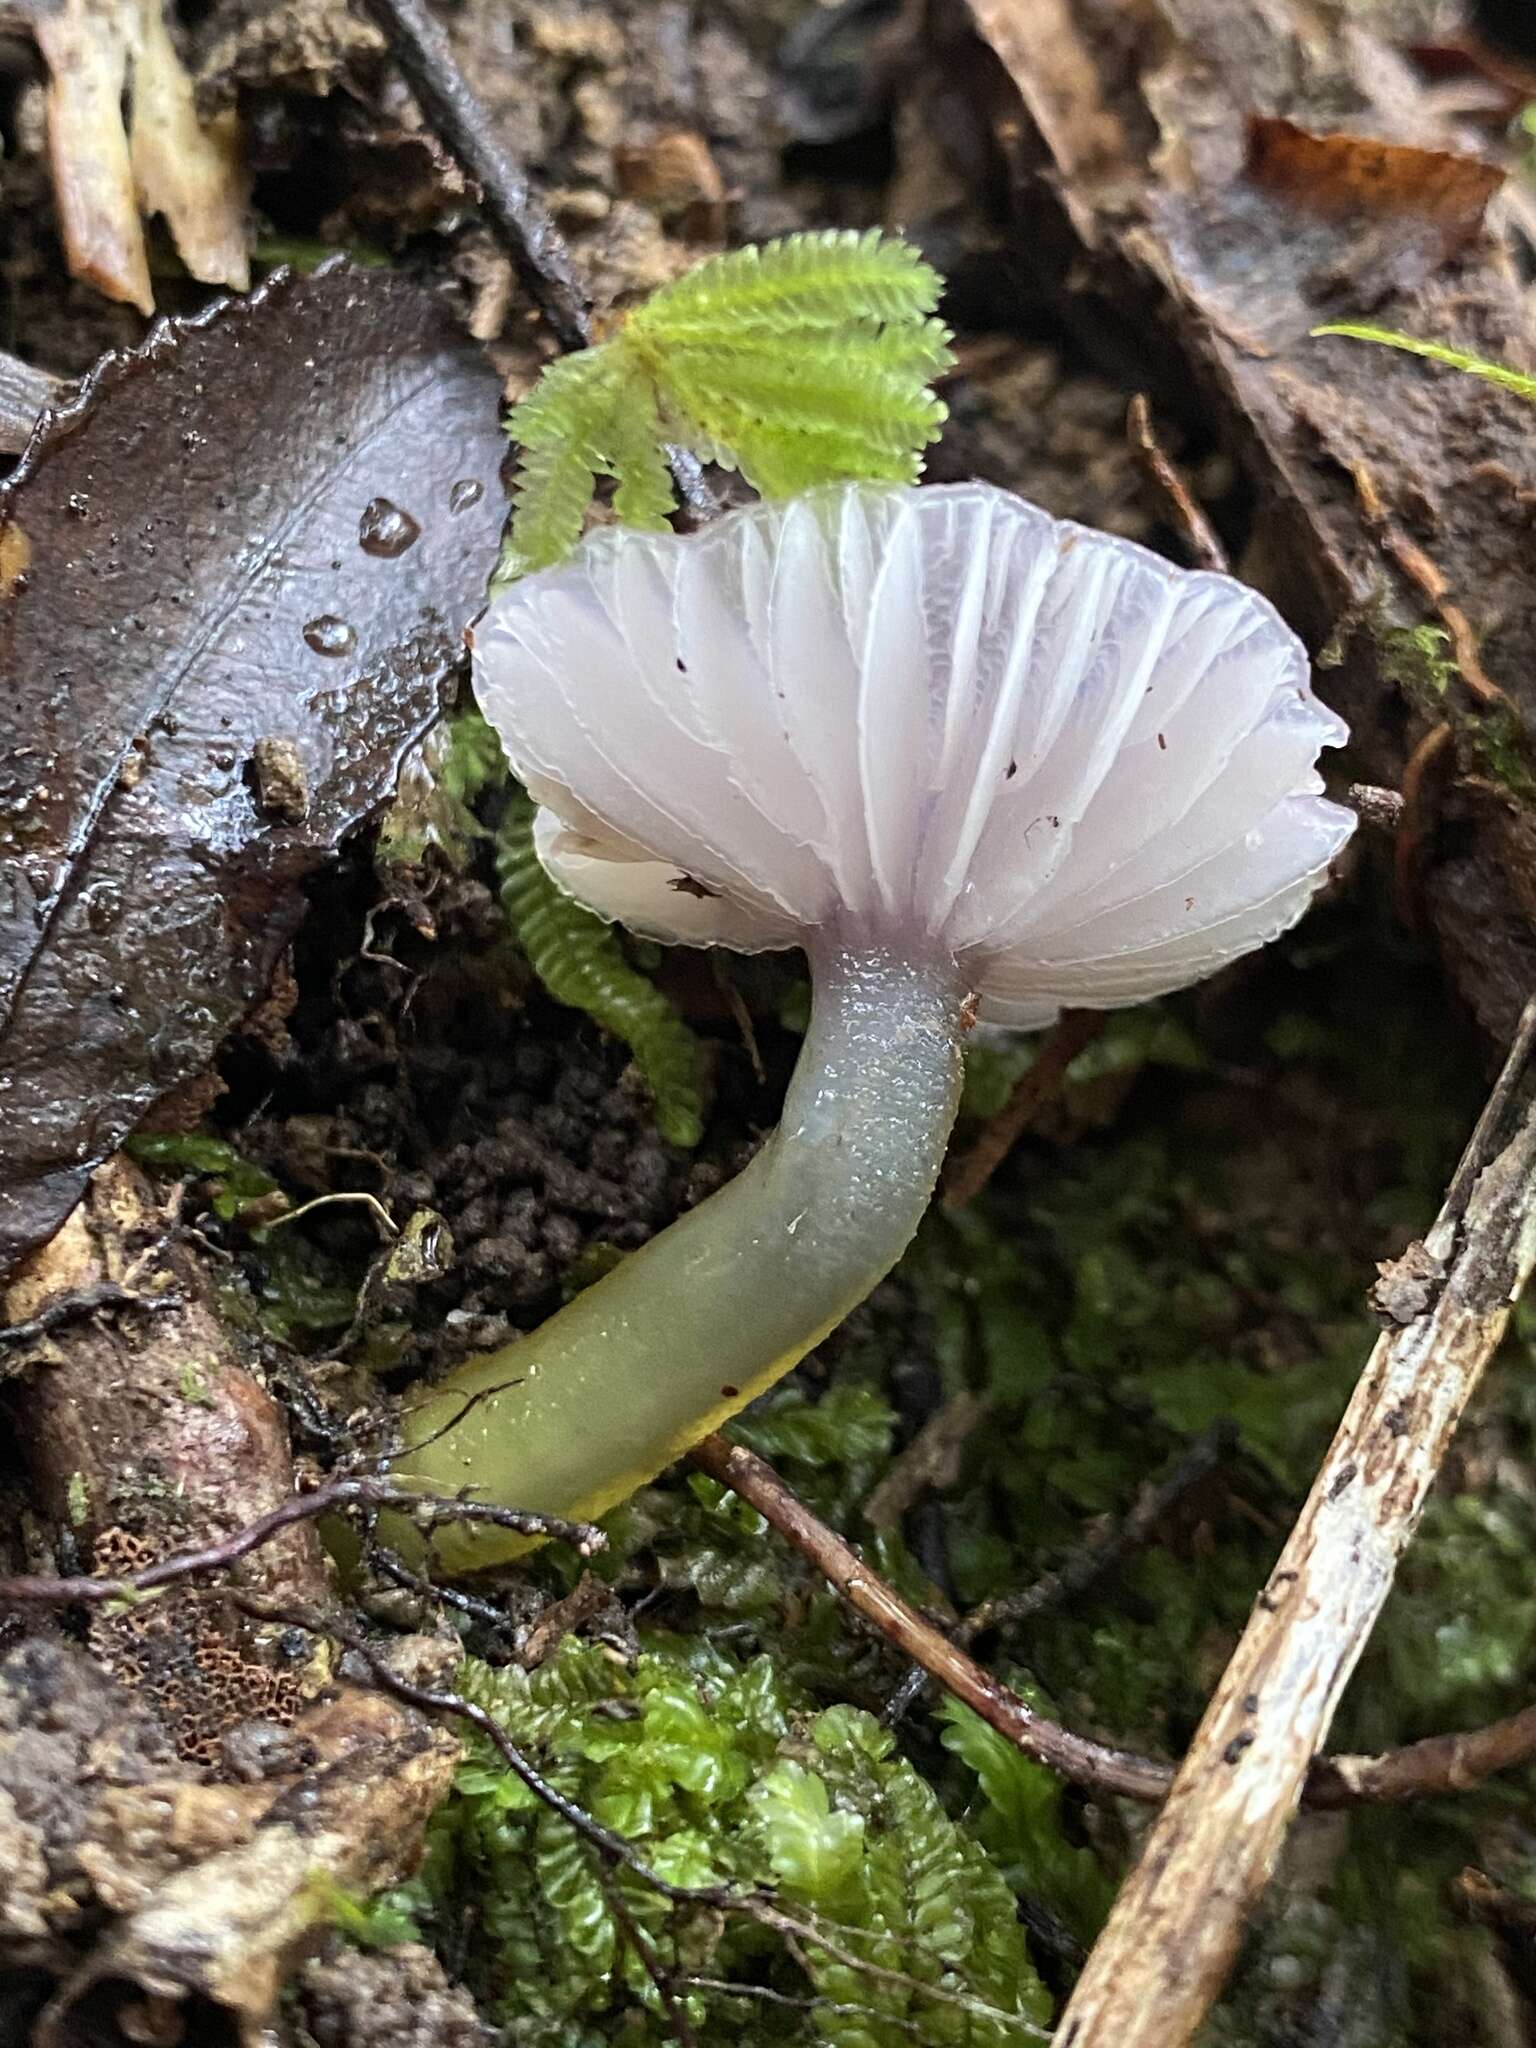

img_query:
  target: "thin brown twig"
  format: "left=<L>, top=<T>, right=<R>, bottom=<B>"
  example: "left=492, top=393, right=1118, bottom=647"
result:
left=695, top=1431, right=1174, bottom=1803
left=674, top=1976, right=940, bottom=2040
left=1394, top=720, right=1455, bottom=931
left=1350, top=457, right=1516, bottom=716
left=1056, top=994, right=1536, bottom=2048
left=1126, top=395, right=1229, bottom=574
left=943, top=1009, right=1106, bottom=1207
left=0, top=1474, right=604, bottom=1607
left=692, top=1431, right=1536, bottom=1813
left=598, top=1864, right=699, bottom=2048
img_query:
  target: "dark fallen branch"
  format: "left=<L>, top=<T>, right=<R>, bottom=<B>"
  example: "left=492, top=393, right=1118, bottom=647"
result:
left=0, top=1473, right=604, bottom=1608
left=359, top=0, right=589, bottom=348
left=359, top=0, right=719, bottom=526
left=0, top=1280, right=183, bottom=1351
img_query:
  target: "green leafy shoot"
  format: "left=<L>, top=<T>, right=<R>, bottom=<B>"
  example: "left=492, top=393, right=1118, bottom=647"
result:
left=501, top=228, right=955, bottom=578
left=1312, top=324, right=1536, bottom=403
left=438, top=1637, right=1051, bottom=2042
left=125, top=1132, right=279, bottom=1222
left=496, top=793, right=704, bottom=1147
left=306, top=1872, right=421, bottom=1950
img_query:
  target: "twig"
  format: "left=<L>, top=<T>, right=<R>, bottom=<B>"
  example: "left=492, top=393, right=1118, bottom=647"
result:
left=1056, top=994, right=1536, bottom=2048
left=675, top=1977, right=939, bottom=2040
left=0, top=1474, right=604, bottom=1607
left=359, top=0, right=590, bottom=349
left=599, top=1865, right=698, bottom=2048
left=693, top=1431, right=1171, bottom=1803
left=695, top=1432, right=1536, bottom=1812
left=885, top=1426, right=1231, bottom=1726
left=367, top=1542, right=523, bottom=1638
left=943, top=1010, right=1106, bottom=1207
left=258, top=1189, right=398, bottom=1237
left=1394, top=720, right=1455, bottom=931
left=359, top=0, right=719, bottom=526
left=1306, top=1702, right=1536, bottom=1808
left=0, top=1282, right=182, bottom=1349
left=1126, top=396, right=1229, bottom=574
left=957, top=1425, right=1232, bottom=1642
left=1350, top=459, right=1515, bottom=718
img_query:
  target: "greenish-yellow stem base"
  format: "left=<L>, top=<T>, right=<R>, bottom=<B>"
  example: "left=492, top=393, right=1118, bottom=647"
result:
left=394, top=941, right=965, bottom=1571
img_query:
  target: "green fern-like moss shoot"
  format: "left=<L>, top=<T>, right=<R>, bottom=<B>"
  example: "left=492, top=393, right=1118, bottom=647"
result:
left=496, top=792, right=704, bottom=1148
left=499, top=227, right=956, bottom=579
left=1312, top=323, right=1536, bottom=402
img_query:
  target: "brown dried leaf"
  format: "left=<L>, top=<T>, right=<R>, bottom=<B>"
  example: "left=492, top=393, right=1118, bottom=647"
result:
left=0, top=263, right=509, bottom=1276
left=1245, top=117, right=1502, bottom=239
left=21, top=0, right=251, bottom=313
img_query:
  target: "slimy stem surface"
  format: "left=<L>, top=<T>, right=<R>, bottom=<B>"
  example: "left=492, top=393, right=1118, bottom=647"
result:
left=396, top=943, right=965, bottom=1570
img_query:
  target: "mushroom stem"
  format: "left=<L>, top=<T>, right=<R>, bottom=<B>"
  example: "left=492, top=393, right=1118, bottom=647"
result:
left=395, top=942, right=965, bottom=1569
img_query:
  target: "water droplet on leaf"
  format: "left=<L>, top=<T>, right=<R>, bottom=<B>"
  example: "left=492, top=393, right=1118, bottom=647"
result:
left=358, top=497, right=421, bottom=557
left=448, top=479, right=484, bottom=515
left=303, top=615, right=356, bottom=656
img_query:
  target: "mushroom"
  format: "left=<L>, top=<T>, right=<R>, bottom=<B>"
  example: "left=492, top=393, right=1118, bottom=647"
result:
left=401, top=481, right=1352, bottom=1565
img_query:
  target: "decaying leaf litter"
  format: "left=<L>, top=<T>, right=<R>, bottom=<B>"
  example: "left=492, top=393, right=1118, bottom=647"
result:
left=4, top=1, right=1536, bottom=2044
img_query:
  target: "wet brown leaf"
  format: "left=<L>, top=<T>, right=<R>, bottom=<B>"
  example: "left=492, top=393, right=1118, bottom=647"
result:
left=0, top=262, right=509, bottom=1276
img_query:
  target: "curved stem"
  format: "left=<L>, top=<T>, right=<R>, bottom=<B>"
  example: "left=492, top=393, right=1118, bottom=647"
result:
left=395, top=942, right=966, bottom=1570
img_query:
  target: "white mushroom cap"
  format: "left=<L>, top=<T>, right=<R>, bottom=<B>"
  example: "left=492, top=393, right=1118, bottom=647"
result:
left=474, top=482, right=1353, bottom=1026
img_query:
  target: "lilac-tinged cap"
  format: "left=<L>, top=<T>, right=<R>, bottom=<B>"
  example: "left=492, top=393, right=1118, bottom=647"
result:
left=474, top=482, right=1353, bottom=1026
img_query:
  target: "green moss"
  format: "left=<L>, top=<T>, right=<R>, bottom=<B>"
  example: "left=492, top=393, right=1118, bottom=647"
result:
left=1376, top=621, right=1536, bottom=804
left=1377, top=623, right=1456, bottom=716
left=176, top=1362, right=214, bottom=1407
left=241, top=894, right=1526, bottom=2040
left=391, top=1636, right=1050, bottom=2044
left=126, top=1132, right=279, bottom=1221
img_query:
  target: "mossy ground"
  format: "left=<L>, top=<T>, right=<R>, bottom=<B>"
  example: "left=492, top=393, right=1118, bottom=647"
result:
left=156, top=843, right=1532, bottom=2046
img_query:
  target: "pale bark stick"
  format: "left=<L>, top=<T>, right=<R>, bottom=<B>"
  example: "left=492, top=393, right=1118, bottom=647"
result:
left=1056, top=998, right=1536, bottom=2048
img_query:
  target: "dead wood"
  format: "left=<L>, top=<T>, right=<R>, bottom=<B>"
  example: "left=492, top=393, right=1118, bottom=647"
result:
left=1056, top=997, right=1536, bottom=2048
left=5, top=1635, right=460, bottom=2048
left=2, top=1157, right=329, bottom=1765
